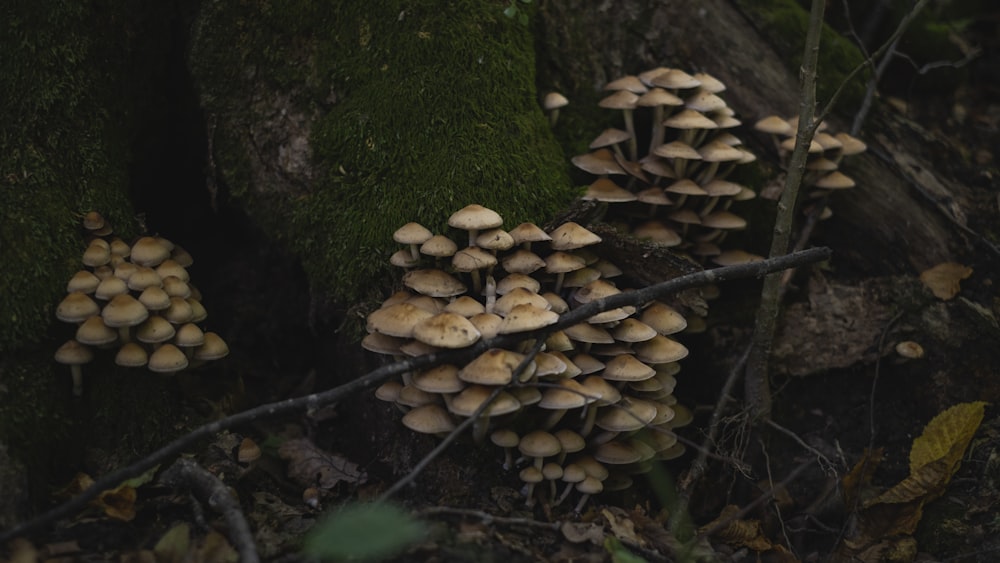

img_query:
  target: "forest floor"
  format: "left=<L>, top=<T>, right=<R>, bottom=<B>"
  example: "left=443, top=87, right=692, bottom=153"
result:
left=8, top=26, right=1000, bottom=563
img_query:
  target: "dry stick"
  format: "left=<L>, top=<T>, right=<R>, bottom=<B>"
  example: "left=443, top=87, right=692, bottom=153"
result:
left=0, top=246, right=829, bottom=544
left=159, top=458, right=260, bottom=563
left=744, top=0, right=828, bottom=424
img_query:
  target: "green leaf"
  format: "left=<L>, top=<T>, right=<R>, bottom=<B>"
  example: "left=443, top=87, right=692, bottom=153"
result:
left=502, top=5, right=518, bottom=19
left=604, top=536, right=648, bottom=563
left=303, top=502, right=426, bottom=561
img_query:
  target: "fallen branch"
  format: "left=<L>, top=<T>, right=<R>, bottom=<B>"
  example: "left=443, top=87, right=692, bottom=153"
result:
left=0, top=245, right=830, bottom=543
left=159, top=458, right=260, bottom=563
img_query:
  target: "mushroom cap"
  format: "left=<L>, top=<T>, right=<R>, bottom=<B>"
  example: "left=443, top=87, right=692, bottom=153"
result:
left=374, top=380, right=403, bottom=402
left=148, top=343, right=189, bottom=373
left=75, top=316, right=118, bottom=346
left=393, top=222, right=434, bottom=245
left=712, top=249, right=765, bottom=266
left=115, top=342, right=149, bottom=367
left=420, top=235, right=458, bottom=258
left=542, top=91, right=569, bottom=110
left=583, top=178, right=638, bottom=203
left=94, top=276, right=129, bottom=300
left=604, top=75, right=648, bottom=94
left=612, top=318, right=659, bottom=343
left=412, top=364, right=466, bottom=394
left=498, top=303, right=559, bottom=334
left=653, top=141, right=702, bottom=160
left=186, top=298, right=208, bottom=323
left=491, top=428, right=520, bottom=448
left=663, top=109, right=718, bottom=130
left=589, top=128, right=632, bottom=149
left=130, top=236, right=171, bottom=267
left=593, top=441, right=644, bottom=465
left=403, top=269, right=468, bottom=297
left=640, top=302, right=687, bottom=335
left=545, top=251, right=586, bottom=274
left=82, top=240, right=111, bottom=268
left=494, top=287, right=550, bottom=317
left=571, top=149, right=625, bottom=175
left=598, top=89, right=639, bottom=110
left=634, top=334, right=689, bottom=364
left=501, top=249, right=547, bottom=275
left=82, top=211, right=106, bottom=231
left=67, top=270, right=101, bottom=294
left=127, top=267, right=163, bottom=291
left=698, top=140, right=745, bottom=162
left=451, top=247, right=498, bottom=273
left=895, top=340, right=925, bottom=359
left=54, top=339, right=93, bottom=366
left=685, top=90, right=728, bottom=113
left=412, top=312, right=481, bottom=349
left=632, top=221, right=682, bottom=246
left=701, top=211, right=747, bottom=230
left=390, top=249, right=421, bottom=268
left=458, top=348, right=521, bottom=386
left=162, top=296, right=194, bottom=324
left=637, top=87, right=684, bottom=107
left=155, top=259, right=189, bottom=282
left=448, top=385, right=521, bottom=417
left=601, top=354, right=656, bottom=382
left=101, top=294, right=149, bottom=328
left=814, top=171, right=856, bottom=189
left=580, top=375, right=622, bottom=406
left=548, top=222, right=601, bottom=251
left=651, top=68, right=701, bottom=90
left=518, top=430, right=562, bottom=459
left=834, top=132, right=867, bottom=155
left=136, top=316, right=176, bottom=344
left=572, top=279, right=621, bottom=304
left=564, top=322, right=614, bottom=344
left=664, top=179, right=708, bottom=196
left=361, top=332, right=405, bottom=356
left=368, top=303, right=434, bottom=338
left=538, top=379, right=590, bottom=410
left=56, top=292, right=100, bottom=323
left=754, top=115, right=793, bottom=135
left=138, top=286, right=172, bottom=311
left=443, top=296, right=486, bottom=318
left=447, top=204, right=503, bottom=232
left=194, top=332, right=229, bottom=361
left=596, top=398, right=658, bottom=432
left=175, top=323, right=206, bottom=348
left=508, top=223, right=552, bottom=246
left=403, top=404, right=456, bottom=435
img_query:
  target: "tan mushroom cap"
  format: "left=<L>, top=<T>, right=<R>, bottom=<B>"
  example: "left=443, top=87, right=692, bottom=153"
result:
left=640, top=302, right=687, bottom=335
left=518, top=430, right=562, bottom=460
left=75, top=316, right=117, bottom=346
left=361, top=331, right=405, bottom=356
left=589, top=128, right=632, bottom=150
left=498, top=303, right=559, bottom=335
left=580, top=375, right=622, bottom=406
left=572, top=279, right=621, bottom=304
left=583, top=178, right=638, bottom=203
left=403, top=404, right=456, bottom=435
left=469, top=312, right=503, bottom=339
left=186, top=298, right=207, bottom=323
left=612, top=318, right=659, bottom=343
left=194, top=332, right=229, bottom=361
left=601, top=354, right=656, bottom=382
left=57, top=292, right=101, bottom=323
left=604, top=75, right=648, bottom=94
left=634, top=334, right=689, bottom=364
left=549, top=222, right=601, bottom=251
left=443, top=296, right=486, bottom=317
left=508, top=223, right=552, bottom=247
left=175, top=323, right=206, bottom=349
left=699, top=140, right=745, bottom=162
left=664, top=179, right=708, bottom=196
left=754, top=115, right=793, bottom=135
left=663, top=109, right=718, bottom=130
left=390, top=249, right=420, bottom=268
left=82, top=240, right=111, bottom=268
left=449, top=385, right=521, bottom=418
left=393, top=222, right=434, bottom=245
left=419, top=235, right=458, bottom=258
left=162, top=296, right=194, bottom=324
left=834, top=132, right=867, bottom=155
left=685, top=90, right=727, bottom=113
left=148, top=343, right=189, bottom=373
left=162, top=276, right=191, bottom=298
left=411, top=364, right=465, bottom=395
left=136, top=316, right=176, bottom=344
left=55, top=339, right=93, bottom=367
left=412, top=312, right=481, bottom=349
left=653, top=141, right=702, bottom=160
left=571, top=149, right=625, bottom=175
left=814, top=171, right=856, bottom=189
left=451, top=247, right=497, bottom=274
left=806, top=157, right=839, bottom=171
left=564, top=323, right=614, bottom=344
left=82, top=211, right=105, bottom=231
left=637, top=87, right=684, bottom=107
left=476, top=228, right=515, bottom=252
left=542, top=91, right=569, bottom=110
left=127, top=267, right=162, bottom=291
left=702, top=179, right=745, bottom=197
left=538, top=379, right=590, bottom=411
left=448, top=204, right=503, bottom=232
left=545, top=252, right=586, bottom=275
left=131, top=236, right=171, bottom=267
left=493, top=287, right=549, bottom=316
left=67, top=270, right=101, bottom=294
left=598, top=89, right=639, bottom=110
left=156, top=259, right=189, bottom=282
left=701, top=211, right=748, bottom=230
left=458, top=348, right=521, bottom=386
left=780, top=136, right=824, bottom=153
left=501, top=249, right=546, bottom=275
left=403, top=268, right=467, bottom=298
left=115, top=342, right=148, bottom=368
left=101, top=294, right=149, bottom=328
left=367, top=302, right=434, bottom=338
left=712, top=249, right=765, bottom=266
left=597, top=398, right=658, bottom=432
left=592, top=441, right=644, bottom=465
left=94, top=276, right=128, bottom=301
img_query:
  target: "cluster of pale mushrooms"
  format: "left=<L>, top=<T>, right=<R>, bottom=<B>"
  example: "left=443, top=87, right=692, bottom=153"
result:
left=568, top=67, right=761, bottom=266
left=366, top=204, right=693, bottom=510
left=752, top=114, right=868, bottom=220
left=53, top=211, right=229, bottom=395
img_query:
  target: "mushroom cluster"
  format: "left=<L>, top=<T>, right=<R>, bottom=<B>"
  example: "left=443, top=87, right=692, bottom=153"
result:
left=574, top=68, right=761, bottom=267
left=366, top=204, right=693, bottom=509
left=753, top=115, right=868, bottom=221
left=53, top=211, right=229, bottom=395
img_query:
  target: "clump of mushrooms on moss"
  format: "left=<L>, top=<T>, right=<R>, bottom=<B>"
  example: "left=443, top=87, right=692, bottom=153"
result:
left=53, top=211, right=229, bottom=395
left=364, top=204, right=694, bottom=509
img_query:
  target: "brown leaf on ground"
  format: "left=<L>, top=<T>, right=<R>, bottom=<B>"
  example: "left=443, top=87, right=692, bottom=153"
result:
left=841, top=448, right=884, bottom=509
left=919, top=262, right=972, bottom=300
left=700, top=505, right=774, bottom=552
left=601, top=507, right=645, bottom=548
left=277, top=437, right=366, bottom=489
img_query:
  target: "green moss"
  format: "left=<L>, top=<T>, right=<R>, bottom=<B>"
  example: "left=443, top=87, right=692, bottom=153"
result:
left=0, top=1, right=153, bottom=352
left=734, top=0, right=869, bottom=113
left=190, top=0, right=577, bottom=302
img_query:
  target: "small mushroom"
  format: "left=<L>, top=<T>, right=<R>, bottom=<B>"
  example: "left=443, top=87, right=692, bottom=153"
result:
left=54, top=339, right=93, bottom=396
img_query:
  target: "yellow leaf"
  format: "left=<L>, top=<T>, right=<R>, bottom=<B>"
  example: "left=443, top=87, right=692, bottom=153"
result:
left=908, top=401, right=986, bottom=474
left=919, top=262, right=972, bottom=300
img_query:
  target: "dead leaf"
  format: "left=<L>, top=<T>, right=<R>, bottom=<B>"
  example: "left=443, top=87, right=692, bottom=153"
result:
left=699, top=505, right=773, bottom=552
left=842, top=448, right=884, bottom=509
left=277, top=438, right=366, bottom=489
left=919, top=262, right=972, bottom=300
left=561, top=521, right=605, bottom=544
left=154, top=522, right=192, bottom=563
left=908, top=400, right=986, bottom=475
left=95, top=484, right=137, bottom=521
left=601, top=507, right=645, bottom=548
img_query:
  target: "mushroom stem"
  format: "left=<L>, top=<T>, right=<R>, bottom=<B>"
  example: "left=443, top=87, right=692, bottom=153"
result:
left=648, top=106, right=665, bottom=155
left=408, top=243, right=420, bottom=262
left=622, top=110, right=637, bottom=161
left=70, top=365, right=84, bottom=396
left=484, top=275, right=497, bottom=314
left=548, top=108, right=561, bottom=127
left=117, top=327, right=132, bottom=343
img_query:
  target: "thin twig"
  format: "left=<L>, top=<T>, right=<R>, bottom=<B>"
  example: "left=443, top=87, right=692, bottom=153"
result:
left=418, top=506, right=561, bottom=531
left=0, top=246, right=830, bottom=543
